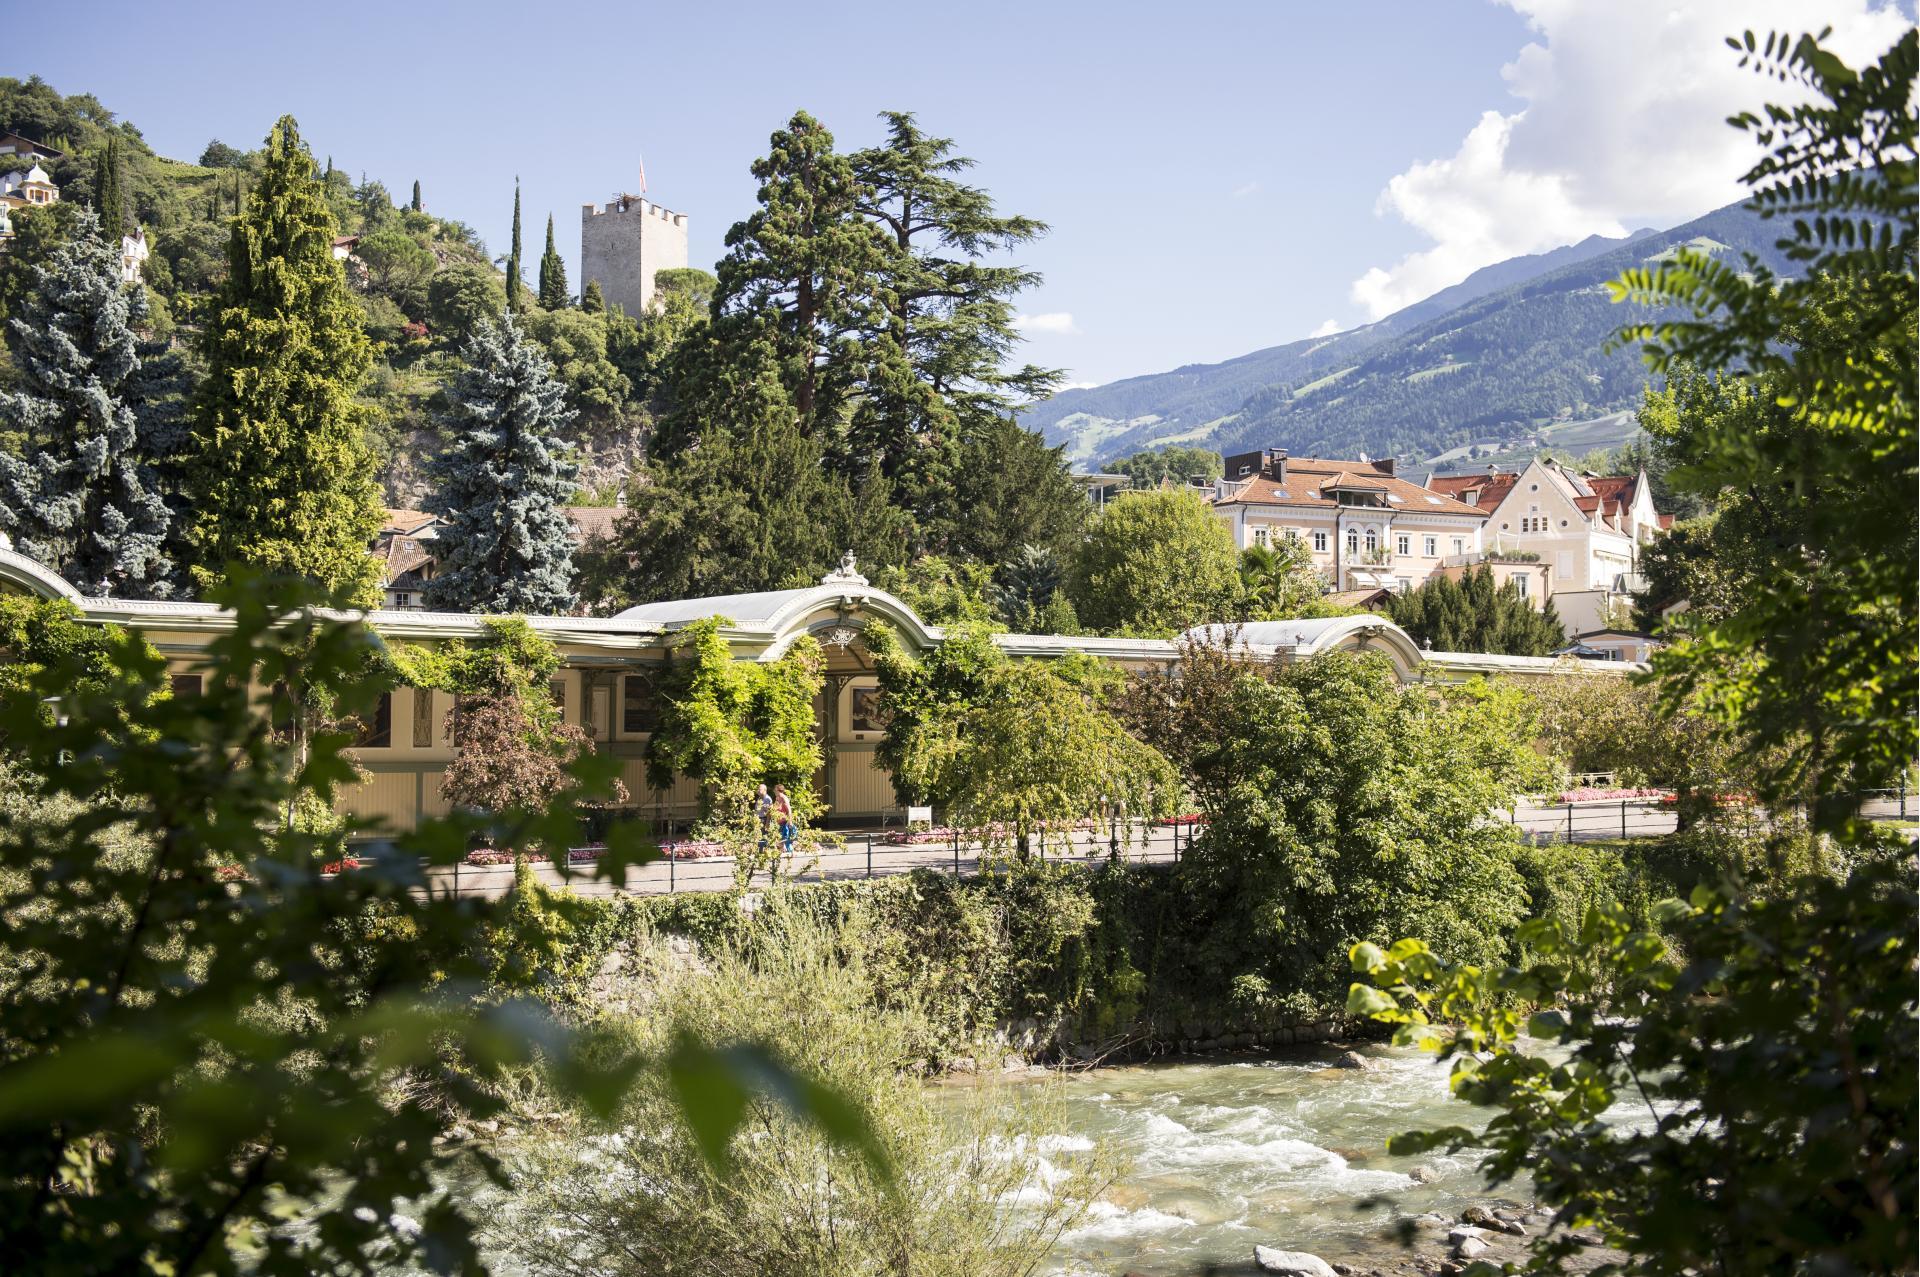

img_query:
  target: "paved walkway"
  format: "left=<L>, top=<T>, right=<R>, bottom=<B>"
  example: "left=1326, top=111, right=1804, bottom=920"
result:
left=418, top=794, right=1912, bottom=900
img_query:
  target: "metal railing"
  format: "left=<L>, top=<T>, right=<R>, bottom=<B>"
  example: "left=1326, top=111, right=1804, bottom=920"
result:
left=415, top=788, right=1914, bottom=900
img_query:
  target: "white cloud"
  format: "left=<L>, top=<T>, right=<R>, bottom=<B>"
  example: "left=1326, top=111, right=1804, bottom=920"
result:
left=1058, top=380, right=1103, bottom=391
left=1233, top=180, right=1261, bottom=198
left=1014, top=312, right=1079, bottom=335
left=1350, top=0, right=1912, bottom=320
left=1306, top=318, right=1344, bottom=339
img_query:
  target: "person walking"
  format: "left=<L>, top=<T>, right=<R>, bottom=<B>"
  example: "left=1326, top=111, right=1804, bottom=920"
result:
left=754, top=783, right=774, bottom=855
left=773, top=783, right=796, bottom=858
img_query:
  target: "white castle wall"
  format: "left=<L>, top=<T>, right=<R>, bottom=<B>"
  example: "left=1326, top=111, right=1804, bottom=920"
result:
left=580, top=196, right=689, bottom=318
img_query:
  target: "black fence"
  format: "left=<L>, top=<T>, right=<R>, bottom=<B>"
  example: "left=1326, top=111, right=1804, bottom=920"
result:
left=420, top=789, right=1914, bottom=900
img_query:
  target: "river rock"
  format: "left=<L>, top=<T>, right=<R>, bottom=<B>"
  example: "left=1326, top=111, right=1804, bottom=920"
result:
left=1570, top=1230, right=1605, bottom=1247
left=1461, top=1205, right=1494, bottom=1225
left=1330, top=1049, right=1374, bottom=1070
left=1454, top=1237, right=1491, bottom=1260
left=1408, top=1165, right=1437, bottom=1184
left=1254, top=1246, right=1339, bottom=1277
left=1448, top=1226, right=1492, bottom=1243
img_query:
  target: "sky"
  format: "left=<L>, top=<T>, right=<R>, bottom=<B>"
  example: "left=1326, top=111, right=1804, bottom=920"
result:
left=6, top=1, right=1911, bottom=388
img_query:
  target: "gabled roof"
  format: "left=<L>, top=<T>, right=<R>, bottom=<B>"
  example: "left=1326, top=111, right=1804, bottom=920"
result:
left=0, top=132, right=62, bottom=160
left=1427, top=471, right=1519, bottom=511
left=1214, top=458, right=1488, bottom=518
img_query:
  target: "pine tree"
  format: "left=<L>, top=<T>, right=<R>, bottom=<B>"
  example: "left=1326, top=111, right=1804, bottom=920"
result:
left=423, top=313, right=580, bottom=613
left=845, top=112, right=1061, bottom=505
left=0, top=209, right=174, bottom=596
left=183, top=115, right=385, bottom=605
left=617, top=344, right=855, bottom=600
left=537, top=213, right=569, bottom=309
left=505, top=180, right=524, bottom=312
left=581, top=279, right=606, bottom=314
left=410, top=179, right=422, bottom=212
left=1387, top=565, right=1564, bottom=655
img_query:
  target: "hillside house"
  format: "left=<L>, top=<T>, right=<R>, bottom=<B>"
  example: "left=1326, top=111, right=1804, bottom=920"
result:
left=1211, top=449, right=1489, bottom=594
left=1426, top=458, right=1669, bottom=632
left=0, top=162, right=58, bottom=212
left=371, top=506, right=628, bottom=610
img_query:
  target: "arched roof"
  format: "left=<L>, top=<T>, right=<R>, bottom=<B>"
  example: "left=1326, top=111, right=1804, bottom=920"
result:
left=0, top=546, right=82, bottom=602
left=616, top=579, right=943, bottom=659
left=1184, top=615, right=1427, bottom=678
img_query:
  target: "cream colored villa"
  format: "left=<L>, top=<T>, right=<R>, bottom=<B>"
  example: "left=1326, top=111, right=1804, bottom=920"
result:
left=1211, top=449, right=1490, bottom=595
left=1, top=546, right=1629, bottom=834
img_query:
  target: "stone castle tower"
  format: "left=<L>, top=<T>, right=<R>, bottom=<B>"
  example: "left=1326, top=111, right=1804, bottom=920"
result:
left=580, top=192, right=688, bottom=317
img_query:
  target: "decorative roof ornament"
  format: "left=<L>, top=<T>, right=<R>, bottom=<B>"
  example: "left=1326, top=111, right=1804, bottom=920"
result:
left=821, top=550, right=867, bottom=588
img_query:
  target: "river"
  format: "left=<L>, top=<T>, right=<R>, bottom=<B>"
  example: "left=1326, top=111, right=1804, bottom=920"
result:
left=1021, top=1043, right=1523, bottom=1276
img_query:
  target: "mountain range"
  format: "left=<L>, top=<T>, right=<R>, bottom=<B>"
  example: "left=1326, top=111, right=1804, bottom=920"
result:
left=1023, top=197, right=1797, bottom=472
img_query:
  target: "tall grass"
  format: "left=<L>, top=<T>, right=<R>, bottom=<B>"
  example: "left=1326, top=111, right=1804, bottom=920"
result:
left=488, top=894, right=1108, bottom=1276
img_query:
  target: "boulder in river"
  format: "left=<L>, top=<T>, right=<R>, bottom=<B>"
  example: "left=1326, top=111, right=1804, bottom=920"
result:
left=1254, top=1246, right=1339, bottom=1277
left=1407, top=1164, right=1437, bottom=1184
left=1330, top=1049, right=1374, bottom=1070
left=1455, top=1237, right=1491, bottom=1261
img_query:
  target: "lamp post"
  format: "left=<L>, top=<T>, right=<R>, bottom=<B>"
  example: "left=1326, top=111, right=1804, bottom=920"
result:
left=1108, top=795, right=1122, bottom=862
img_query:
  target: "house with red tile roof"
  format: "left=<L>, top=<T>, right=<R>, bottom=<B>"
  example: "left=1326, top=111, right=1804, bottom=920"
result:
left=1422, top=458, right=1667, bottom=632
left=1211, top=449, right=1490, bottom=594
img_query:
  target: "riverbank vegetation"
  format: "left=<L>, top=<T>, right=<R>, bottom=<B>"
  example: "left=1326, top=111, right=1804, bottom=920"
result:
left=1350, top=28, right=1917, bottom=1277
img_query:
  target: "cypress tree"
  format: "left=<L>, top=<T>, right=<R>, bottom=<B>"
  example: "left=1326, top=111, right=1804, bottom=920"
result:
left=93, top=136, right=124, bottom=235
left=423, top=312, right=580, bottom=614
left=410, top=179, right=422, bottom=212
left=581, top=279, right=606, bottom=313
left=537, top=213, right=569, bottom=309
left=183, top=115, right=385, bottom=605
left=505, top=181, right=524, bottom=312
left=0, top=209, right=175, bottom=596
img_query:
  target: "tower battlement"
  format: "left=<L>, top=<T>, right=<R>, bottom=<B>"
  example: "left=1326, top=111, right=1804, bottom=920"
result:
left=580, top=190, right=689, bottom=316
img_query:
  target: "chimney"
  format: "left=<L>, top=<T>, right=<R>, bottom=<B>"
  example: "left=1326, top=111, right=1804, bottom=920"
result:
left=1372, top=457, right=1396, bottom=477
left=1267, top=447, right=1288, bottom=486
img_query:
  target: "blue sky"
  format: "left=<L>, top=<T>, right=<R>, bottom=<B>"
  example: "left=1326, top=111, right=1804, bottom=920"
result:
left=6, top=1, right=1910, bottom=387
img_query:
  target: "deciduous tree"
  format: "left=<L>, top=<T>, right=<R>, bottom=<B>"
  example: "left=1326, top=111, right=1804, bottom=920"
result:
left=1066, top=488, right=1240, bottom=636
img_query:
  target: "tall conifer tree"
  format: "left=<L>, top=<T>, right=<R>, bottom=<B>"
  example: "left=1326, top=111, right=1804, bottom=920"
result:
left=505, top=181, right=524, bottom=312
left=183, top=115, right=384, bottom=605
left=423, top=313, right=580, bottom=614
left=410, top=179, right=422, bottom=212
left=0, top=209, right=175, bottom=596
left=93, top=136, right=124, bottom=236
left=537, top=213, right=569, bottom=309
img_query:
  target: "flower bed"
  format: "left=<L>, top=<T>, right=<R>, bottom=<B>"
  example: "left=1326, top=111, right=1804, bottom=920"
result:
left=659, top=839, right=729, bottom=860
left=1556, top=787, right=1667, bottom=804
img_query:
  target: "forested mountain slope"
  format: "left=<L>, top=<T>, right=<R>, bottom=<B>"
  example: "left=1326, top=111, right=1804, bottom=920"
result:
left=1026, top=200, right=1796, bottom=467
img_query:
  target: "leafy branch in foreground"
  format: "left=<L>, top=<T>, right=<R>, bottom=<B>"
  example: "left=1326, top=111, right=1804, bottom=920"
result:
left=0, top=579, right=883, bottom=1275
left=1347, top=856, right=1915, bottom=1277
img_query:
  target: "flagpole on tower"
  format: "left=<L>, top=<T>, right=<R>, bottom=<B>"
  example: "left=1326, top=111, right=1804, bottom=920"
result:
left=637, top=155, right=647, bottom=196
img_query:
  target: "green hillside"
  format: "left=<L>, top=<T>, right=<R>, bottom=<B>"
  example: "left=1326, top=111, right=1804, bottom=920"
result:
left=0, top=76, right=671, bottom=507
left=1024, top=200, right=1801, bottom=467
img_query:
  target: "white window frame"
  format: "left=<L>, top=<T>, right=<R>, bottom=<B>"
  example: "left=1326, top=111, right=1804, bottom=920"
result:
left=1313, top=531, right=1328, bottom=552
left=1253, top=526, right=1269, bottom=548
left=1514, top=573, right=1530, bottom=598
left=1396, top=534, right=1411, bottom=555
left=1424, top=535, right=1437, bottom=556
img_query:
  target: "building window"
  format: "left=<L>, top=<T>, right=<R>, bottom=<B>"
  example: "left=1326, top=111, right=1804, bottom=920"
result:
left=1560, top=519, right=1569, bottom=528
left=356, top=692, right=392, bottom=748
left=1396, top=534, right=1410, bottom=556
left=622, top=674, right=659, bottom=735
left=1346, top=530, right=1359, bottom=554
left=169, top=673, right=203, bottom=698
left=1514, top=574, right=1529, bottom=599
left=1452, top=538, right=1465, bottom=555
left=394, top=592, right=413, bottom=609
left=1364, top=529, right=1378, bottom=553
left=1313, top=531, right=1328, bottom=552
left=1397, top=577, right=1412, bottom=592
left=1253, top=526, right=1269, bottom=548
left=412, top=688, right=434, bottom=748
left=1423, top=535, right=1437, bottom=556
